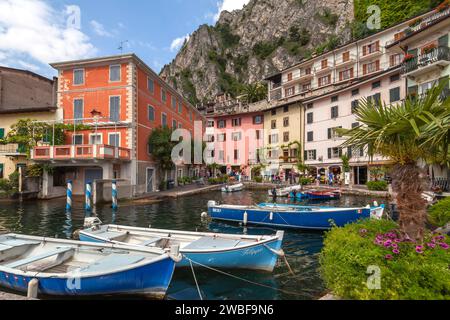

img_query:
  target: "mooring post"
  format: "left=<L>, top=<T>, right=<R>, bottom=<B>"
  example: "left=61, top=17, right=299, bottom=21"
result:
left=112, top=179, right=118, bottom=210
left=85, top=182, right=92, bottom=212
left=66, top=180, right=73, bottom=211
left=27, top=278, right=39, bottom=299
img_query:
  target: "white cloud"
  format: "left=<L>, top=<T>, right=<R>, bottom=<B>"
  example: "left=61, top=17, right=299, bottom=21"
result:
left=213, top=0, right=250, bottom=21
left=90, top=20, right=113, bottom=37
left=170, top=34, right=190, bottom=52
left=0, top=0, right=97, bottom=69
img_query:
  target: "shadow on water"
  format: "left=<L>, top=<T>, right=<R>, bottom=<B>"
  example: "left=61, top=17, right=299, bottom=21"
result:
left=0, top=190, right=389, bottom=300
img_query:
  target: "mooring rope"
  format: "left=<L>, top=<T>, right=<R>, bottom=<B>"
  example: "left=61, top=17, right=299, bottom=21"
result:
left=189, top=259, right=203, bottom=301
left=183, top=255, right=305, bottom=298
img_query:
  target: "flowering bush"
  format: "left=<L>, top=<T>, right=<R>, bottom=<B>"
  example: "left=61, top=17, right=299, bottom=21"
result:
left=320, top=219, right=450, bottom=300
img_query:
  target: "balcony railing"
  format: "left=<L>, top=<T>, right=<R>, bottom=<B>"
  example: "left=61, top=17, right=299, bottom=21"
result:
left=31, top=144, right=131, bottom=161
left=270, top=88, right=282, bottom=100
left=0, top=144, right=26, bottom=155
left=402, top=46, right=450, bottom=75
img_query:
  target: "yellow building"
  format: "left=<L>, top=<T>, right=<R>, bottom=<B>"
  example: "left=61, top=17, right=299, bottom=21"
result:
left=262, top=102, right=304, bottom=180
left=0, top=67, right=57, bottom=180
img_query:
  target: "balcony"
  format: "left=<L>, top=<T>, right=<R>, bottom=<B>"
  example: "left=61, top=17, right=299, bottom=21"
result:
left=31, top=144, right=131, bottom=162
left=270, top=87, right=282, bottom=100
left=0, top=144, right=26, bottom=156
left=335, top=54, right=356, bottom=68
left=283, top=71, right=314, bottom=86
left=402, top=46, right=450, bottom=77
left=360, top=49, right=383, bottom=61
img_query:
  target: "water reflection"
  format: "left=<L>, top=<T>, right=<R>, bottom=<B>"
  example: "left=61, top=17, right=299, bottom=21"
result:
left=0, top=191, right=389, bottom=300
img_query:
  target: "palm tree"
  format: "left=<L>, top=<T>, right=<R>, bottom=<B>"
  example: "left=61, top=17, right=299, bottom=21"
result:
left=240, top=82, right=268, bottom=104
left=339, top=85, right=449, bottom=241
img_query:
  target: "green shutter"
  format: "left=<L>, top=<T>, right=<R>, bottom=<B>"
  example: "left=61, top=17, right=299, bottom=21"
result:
left=313, top=150, right=317, bottom=160
left=438, top=34, right=449, bottom=47
left=0, top=163, right=3, bottom=179
left=0, top=128, right=4, bottom=139
left=328, top=148, right=332, bottom=159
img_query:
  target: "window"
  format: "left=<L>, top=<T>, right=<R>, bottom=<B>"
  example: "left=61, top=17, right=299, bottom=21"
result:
left=372, top=81, right=381, bottom=89
left=342, top=51, right=350, bottom=62
left=307, top=112, right=313, bottom=124
left=283, top=132, right=289, bottom=142
left=283, top=106, right=289, bottom=113
left=189, top=111, right=193, bottom=121
left=351, top=100, right=359, bottom=113
left=306, top=103, right=313, bottom=109
left=148, top=77, right=154, bottom=93
left=331, top=106, right=339, bottom=119
left=73, top=69, right=84, bottom=85
left=302, top=83, right=311, bottom=91
left=283, top=117, right=289, bottom=127
left=161, top=113, right=167, bottom=127
left=72, top=134, right=83, bottom=145
left=207, top=120, right=215, bottom=127
left=318, top=74, right=331, bottom=87
left=390, top=54, right=403, bottom=67
left=287, top=72, right=293, bottom=81
left=172, top=120, right=177, bottom=128
left=321, top=59, right=328, bottom=69
left=148, top=106, right=155, bottom=121
left=364, top=41, right=380, bottom=55
left=256, top=130, right=261, bottom=140
left=74, top=99, right=84, bottom=124
left=109, top=96, right=120, bottom=122
left=339, top=68, right=354, bottom=81
left=0, top=128, right=4, bottom=139
left=178, top=123, right=183, bottom=129
left=89, top=134, right=102, bottom=145
left=368, top=93, right=381, bottom=105
left=253, top=115, right=263, bottom=124
left=268, top=134, right=278, bottom=144
left=328, top=127, right=343, bottom=139
left=363, top=61, right=380, bottom=74
left=178, top=101, right=182, bottom=114
left=331, top=96, right=339, bottom=103
left=161, top=89, right=167, bottom=102
left=0, top=163, right=3, bottom=179
left=234, top=149, right=240, bottom=160
left=390, top=74, right=400, bottom=82
left=231, top=118, right=241, bottom=127
left=218, top=120, right=226, bottom=128
left=171, top=96, right=177, bottom=110
left=390, top=87, right=401, bottom=103
left=285, top=86, right=295, bottom=97
left=109, top=133, right=120, bottom=147
left=206, top=135, right=215, bottom=143
left=271, top=120, right=277, bottom=129
left=217, top=133, right=226, bottom=142
left=352, top=122, right=360, bottom=129
left=328, top=147, right=342, bottom=159
left=307, top=131, right=314, bottom=142
left=109, top=65, right=121, bottom=82
left=218, top=150, right=225, bottom=161
left=271, top=109, right=277, bottom=116
left=351, top=88, right=360, bottom=96
left=231, top=132, right=242, bottom=141
left=305, top=150, right=317, bottom=161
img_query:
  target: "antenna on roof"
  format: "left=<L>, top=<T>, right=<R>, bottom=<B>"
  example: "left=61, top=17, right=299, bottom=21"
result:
left=118, top=40, right=129, bottom=54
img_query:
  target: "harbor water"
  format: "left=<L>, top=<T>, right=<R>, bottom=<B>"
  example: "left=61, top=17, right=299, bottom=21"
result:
left=0, top=190, right=388, bottom=300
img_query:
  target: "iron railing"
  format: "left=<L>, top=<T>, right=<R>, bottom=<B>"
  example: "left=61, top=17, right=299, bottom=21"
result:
left=403, top=46, right=450, bottom=74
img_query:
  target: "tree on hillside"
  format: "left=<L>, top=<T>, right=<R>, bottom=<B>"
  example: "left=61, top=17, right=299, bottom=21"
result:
left=240, top=82, right=268, bottom=104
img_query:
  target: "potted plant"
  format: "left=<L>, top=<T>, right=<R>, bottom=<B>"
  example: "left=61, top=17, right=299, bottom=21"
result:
left=403, top=54, right=415, bottom=62
left=436, top=0, right=449, bottom=13
left=422, top=43, right=437, bottom=54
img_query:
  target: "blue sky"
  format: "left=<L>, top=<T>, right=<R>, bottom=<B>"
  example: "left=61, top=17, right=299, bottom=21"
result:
left=0, top=0, right=250, bottom=78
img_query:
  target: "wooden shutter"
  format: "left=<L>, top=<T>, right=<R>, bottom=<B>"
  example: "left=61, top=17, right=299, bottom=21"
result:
left=350, top=68, right=354, bottom=78
left=343, top=51, right=350, bottom=62
left=363, top=64, right=367, bottom=75
left=328, top=148, right=332, bottom=159
left=375, top=60, right=380, bottom=71
left=375, top=41, right=380, bottom=52
left=313, top=150, right=317, bottom=160
left=362, top=45, right=367, bottom=56
left=304, top=150, right=308, bottom=161
left=339, top=71, right=343, bottom=81
left=328, top=128, right=332, bottom=139
left=438, top=34, right=449, bottom=47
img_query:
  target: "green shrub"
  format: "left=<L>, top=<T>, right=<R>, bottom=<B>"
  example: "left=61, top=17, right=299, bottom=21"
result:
left=428, top=198, right=450, bottom=227
left=26, top=164, right=43, bottom=177
left=159, top=180, right=167, bottom=191
left=320, top=219, right=450, bottom=300
left=254, top=176, right=263, bottom=183
left=367, top=180, right=388, bottom=191
left=8, top=171, right=19, bottom=190
left=300, top=177, right=311, bottom=186
left=0, top=179, right=12, bottom=192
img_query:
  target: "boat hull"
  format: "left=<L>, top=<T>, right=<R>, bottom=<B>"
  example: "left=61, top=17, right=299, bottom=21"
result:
left=208, top=206, right=371, bottom=230
left=0, top=255, right=175, bottom=298
left=80, top=232, right=282, bottom=272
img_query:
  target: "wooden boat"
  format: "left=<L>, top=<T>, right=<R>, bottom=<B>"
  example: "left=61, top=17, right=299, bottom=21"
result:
left=80, top=218, right=284, bottom=272
left=289, top=191, right=308, bottom=200
left=268, top=185, right=302, bottom=197
left=207, top=201, right=385, bottom=230
left=304, top=190, right=341, bottom=200
left=221, top=183, right=244, bottom=193
left=0, top=233, right=180, bottom=298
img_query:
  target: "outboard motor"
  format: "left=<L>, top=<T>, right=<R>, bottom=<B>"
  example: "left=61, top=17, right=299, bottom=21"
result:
left=207, top=200, right=217, bottom=208
left=84, top=217, right=102, bottom=229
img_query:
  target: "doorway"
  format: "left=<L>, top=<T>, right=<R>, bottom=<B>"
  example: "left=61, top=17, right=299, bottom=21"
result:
left=353, top=166, right=368, bottom=185
left=146, top=168, right=155, bottom=193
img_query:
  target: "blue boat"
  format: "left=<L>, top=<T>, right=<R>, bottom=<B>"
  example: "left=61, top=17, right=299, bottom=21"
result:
left=0, top=233, right=180, bottom=298
left=288, top=191, right=308, bottom=200
left=207, top=201, right=385, bottom=230
left=79, top=218, right=284, bottom=272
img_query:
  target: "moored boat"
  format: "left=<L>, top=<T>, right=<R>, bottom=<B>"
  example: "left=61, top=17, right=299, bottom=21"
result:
left=0, top=233, right=180, bottom=298
left=304, top=190, right=341, bottom=200
left=80, top=218, right=284, bottom=272
left=221, top=183, right=244, bottom=193
left=268, top=185, right=302, bottom=197
left=207, top=201, right=385, bottom=230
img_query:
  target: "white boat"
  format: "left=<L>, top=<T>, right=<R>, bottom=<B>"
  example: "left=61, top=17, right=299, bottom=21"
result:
left=221, top=183, right=244, bottom=193
left=80, top=218, right=284, bottom=272
left=268, top=185, right=302, bottom=197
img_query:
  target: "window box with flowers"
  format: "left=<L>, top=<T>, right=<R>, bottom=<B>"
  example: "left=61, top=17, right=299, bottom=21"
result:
left=408, top=18, right=422, bottom=28
left=403, top=54, right=415, bottom=62
left=436, top=0, right=449, bottom=13
left=422, top=43, right=437, bottom=55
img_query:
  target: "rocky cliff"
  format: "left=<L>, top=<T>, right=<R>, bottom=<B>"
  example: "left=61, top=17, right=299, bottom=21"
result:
left=161, top=0, right=355, bottom=105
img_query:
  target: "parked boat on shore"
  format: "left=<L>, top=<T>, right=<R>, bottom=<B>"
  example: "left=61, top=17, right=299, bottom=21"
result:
left=80, top=218, right=284, bottom=272
left=0, top=234, right=180, bottom=298
left=207, top=201, right=385, bottom=230
left=221, top=183, right=244, bottom=193
left=268, top=185, right=302, bottom=197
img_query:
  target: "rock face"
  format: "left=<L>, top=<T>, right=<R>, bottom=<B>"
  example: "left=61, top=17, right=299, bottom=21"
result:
left=160, top=0, right=355, bottom=105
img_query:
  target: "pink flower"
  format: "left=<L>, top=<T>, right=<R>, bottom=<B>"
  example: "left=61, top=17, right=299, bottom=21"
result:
left=416, top=246, right=424, bottom=254
left=440, top=243, right=449, bottom=250
left=392, top=249, right=400, bottom=255
left=426, top=243, right=436, bottom=249
left=385, top=254, right=393, bottom=260
left=384, top=240, right=392, bottom=248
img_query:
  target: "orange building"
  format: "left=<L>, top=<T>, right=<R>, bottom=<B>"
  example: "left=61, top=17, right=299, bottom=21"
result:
left=31, top=54, right=204, bottom=198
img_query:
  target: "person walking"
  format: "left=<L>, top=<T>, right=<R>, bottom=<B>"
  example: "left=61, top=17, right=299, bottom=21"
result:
left=328, top=172, right=334, bottom=187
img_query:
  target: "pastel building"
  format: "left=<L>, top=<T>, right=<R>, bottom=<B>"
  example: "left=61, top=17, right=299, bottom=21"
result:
left=31, top=54, right=203, bottom=198
left=205, top=101, right=265, bottom=177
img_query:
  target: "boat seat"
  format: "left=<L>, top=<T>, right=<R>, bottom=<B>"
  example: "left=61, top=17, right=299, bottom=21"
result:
left=184, top=237, right=245, bottom=250
left=140, top=238, right=162, bottom=247
left=79, top=254, right=146, bottom=274
left=97, top=230, right=127, bottom=241
left=0, top=244, right=13, bottom=252
left=5, top=247, right=74, bottom=269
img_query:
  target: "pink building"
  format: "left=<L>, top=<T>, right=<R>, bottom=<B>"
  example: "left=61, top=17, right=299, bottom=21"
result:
left=205, top=107, right=265, bottom=177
